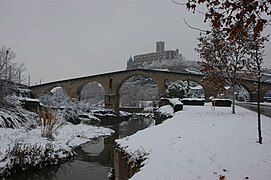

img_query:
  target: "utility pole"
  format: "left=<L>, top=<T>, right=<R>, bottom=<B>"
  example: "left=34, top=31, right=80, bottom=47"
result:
left=5, top=50, right=9, bottom=80
left=28, top=75, right=30, bottom=86
left=9, top=66, right=11, bottom=82
left=2, top=50, right=10, bottom=97
left=18, top=69, right=21, bottom=84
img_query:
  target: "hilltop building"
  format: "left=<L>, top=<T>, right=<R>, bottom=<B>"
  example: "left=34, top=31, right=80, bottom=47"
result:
left=127, top=41, right=182, bottom=70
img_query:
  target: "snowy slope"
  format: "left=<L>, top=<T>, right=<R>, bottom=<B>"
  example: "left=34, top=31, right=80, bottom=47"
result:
left=116, top=104, right=271, bottom=180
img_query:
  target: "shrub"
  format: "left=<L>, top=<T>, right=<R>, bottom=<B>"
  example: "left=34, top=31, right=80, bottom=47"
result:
left=0, top=141, right=74, bottom=177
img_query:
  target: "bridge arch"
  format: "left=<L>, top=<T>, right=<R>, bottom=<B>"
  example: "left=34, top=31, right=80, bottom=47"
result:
left=39, top=86, right=69, bottom=107
left=181, top=79, right=205, bottom=98
left=43, top=84, right=65, bottom=95
left=238, top=80, right=264, bottom=102
left=116, top=73, right=161, bottom=96
left=112, top=71, right=208, bottom=109
left=79, top=81, right=105, bottom=104
left=118, top=75, right=159, bottom=108
left=50, top=86, right=67, bottom=94
left=235, top=84, right=251, bottom=101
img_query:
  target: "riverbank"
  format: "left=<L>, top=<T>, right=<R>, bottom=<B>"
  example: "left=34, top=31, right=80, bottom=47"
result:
left=0, top=122, right=114, bottom=177
left=116, top=103, right=271, bottom=179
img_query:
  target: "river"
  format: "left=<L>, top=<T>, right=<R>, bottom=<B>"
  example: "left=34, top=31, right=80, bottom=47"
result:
left=7, top=115, right=154, bottom=180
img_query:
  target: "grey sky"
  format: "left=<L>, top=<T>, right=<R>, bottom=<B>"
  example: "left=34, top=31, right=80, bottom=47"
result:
left=0, top=0, right=270, bottom=85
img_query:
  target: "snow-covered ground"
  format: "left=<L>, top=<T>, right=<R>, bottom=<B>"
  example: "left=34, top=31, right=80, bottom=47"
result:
left=0, top=122, right=114, bottom=175
left=116, top=103, right=271, bottom=180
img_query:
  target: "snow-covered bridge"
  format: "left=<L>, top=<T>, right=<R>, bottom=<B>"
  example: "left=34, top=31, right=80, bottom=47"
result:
left=29, top=69, right=271, bottom=110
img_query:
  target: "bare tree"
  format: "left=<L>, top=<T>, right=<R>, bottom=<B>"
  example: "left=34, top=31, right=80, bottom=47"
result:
left=247, top=32, right=268, bottom=144
left=0, top=46, right=26, bottom=105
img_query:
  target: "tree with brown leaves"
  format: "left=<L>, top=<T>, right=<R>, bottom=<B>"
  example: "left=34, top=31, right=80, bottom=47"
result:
left=182, top=0, right=271, bottom=40
left=196, top=27, right=250, bottom=114
left=178, top=0, right=269, bottom=143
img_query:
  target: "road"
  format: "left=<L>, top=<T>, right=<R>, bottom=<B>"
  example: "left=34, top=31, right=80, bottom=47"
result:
left=236, top=102, right=271, bottom=118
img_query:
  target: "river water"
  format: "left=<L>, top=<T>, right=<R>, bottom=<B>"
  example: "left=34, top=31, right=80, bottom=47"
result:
left=8, top=115, right=153, bottom=180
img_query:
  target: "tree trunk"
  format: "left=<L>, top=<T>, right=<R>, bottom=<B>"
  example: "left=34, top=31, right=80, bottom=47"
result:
left=232, top=85, right=235, bottom=114
left=257, top=79, right=262, bottom=144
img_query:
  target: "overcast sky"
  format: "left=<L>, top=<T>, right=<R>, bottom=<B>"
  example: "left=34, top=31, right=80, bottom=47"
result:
left=0, top=0, right=270, bottom=85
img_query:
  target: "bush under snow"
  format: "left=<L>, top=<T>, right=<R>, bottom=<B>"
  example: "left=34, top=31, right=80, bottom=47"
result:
left=0, top=141, right=75, bottom=177
left=0, top=107, right=32, bottom=129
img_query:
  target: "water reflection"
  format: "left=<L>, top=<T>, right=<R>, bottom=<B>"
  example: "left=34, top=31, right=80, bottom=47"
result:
left=118, top=116, right=153, bottom=138
left=74, top=136, right=115, bottom=168
left=7, top=116, right=153, bottom=180
left=81, top=138, right=105, bottom=156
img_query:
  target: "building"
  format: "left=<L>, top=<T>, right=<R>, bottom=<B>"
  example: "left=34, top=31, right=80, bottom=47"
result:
left=127, top=41, right=181, bottom=69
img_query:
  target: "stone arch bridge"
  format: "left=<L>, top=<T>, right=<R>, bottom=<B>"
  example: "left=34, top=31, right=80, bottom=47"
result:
left=30, top=69, right=271, bottom=110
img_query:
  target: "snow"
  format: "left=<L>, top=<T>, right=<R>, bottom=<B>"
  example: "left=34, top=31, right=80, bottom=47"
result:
left=216, top=98, right=232, bottom=101
left=185, top=68, right=203, bottom=75
left=189, top=85, right=203, bottom=90
left=169, top=98, right=183, bottom=106
left=208, top=97, right=233, bottom=101
left=157, top=105, right=174, bottom=117
left=0, top=122, right=114, bottom=174
left=0, top=110, right=22, bottom=128
left=116, top=103, right=271, bottom=180
left=153, top=68, right=170, bottom=71
left=247, top=102, right=271, bottom=106
left=181, top=98, right=205, bottom=101
left=17, top=97, right=40, bottom=102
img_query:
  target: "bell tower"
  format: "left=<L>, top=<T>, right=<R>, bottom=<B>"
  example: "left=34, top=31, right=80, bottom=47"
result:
left=156, top=41, right=165, bottom=52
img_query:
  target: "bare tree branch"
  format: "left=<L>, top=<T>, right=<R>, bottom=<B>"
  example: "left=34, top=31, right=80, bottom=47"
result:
left=183, top=19, right=211, bottom=34
left=171, top=0, right=186, bottom=6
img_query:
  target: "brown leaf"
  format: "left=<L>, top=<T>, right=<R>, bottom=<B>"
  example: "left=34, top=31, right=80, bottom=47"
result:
left=219, top=175, right=226, bottom=180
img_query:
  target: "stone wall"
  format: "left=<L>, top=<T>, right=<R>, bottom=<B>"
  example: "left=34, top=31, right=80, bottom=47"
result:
left=114, top=147, right=141, bottom=180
